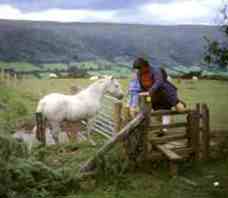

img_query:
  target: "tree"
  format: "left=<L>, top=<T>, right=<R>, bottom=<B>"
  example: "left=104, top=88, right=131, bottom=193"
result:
left=204, top=4, right=228, bottom=68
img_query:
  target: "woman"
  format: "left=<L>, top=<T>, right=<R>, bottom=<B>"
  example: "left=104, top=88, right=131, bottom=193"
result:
left=132, top=57, right=186, bottom=112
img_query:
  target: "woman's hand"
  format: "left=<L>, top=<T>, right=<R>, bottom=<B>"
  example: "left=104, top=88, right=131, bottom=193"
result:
left=139, top=92, right=149, bottom=96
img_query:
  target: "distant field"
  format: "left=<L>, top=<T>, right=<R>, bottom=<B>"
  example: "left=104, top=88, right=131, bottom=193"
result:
left=0, top=61, right=39, bottom=71
left=0, top=61, right=131, bottom=78
left=11, top=78, right=228, bottom=130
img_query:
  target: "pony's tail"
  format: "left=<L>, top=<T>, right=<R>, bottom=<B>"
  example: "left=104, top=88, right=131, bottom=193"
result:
left=35, top=112, right=46, bottom=145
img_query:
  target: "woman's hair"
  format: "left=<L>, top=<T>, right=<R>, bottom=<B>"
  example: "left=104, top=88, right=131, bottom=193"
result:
left=133, top=57, right=149, bottom=69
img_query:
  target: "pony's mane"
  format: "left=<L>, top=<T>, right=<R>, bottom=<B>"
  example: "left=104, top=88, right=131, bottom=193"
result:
left=88, top=77, right=109, bottom=88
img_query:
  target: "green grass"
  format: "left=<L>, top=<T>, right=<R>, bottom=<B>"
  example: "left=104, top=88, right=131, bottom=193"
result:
left=10, top=78, right=228, bottom=129
left=0, top=82, right=35, bottom=133
left=176, top=79, right=228, bottom=129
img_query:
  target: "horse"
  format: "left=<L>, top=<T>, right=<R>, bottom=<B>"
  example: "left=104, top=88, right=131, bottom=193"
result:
left=36, top=76, right=124, bottom=145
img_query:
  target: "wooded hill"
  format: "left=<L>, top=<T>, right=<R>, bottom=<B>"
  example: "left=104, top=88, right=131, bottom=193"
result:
left=0, top=20, right=224, bottom=67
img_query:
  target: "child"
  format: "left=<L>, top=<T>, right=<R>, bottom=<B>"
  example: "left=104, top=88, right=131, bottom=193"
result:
left=128, top=70, right=141, bottom=118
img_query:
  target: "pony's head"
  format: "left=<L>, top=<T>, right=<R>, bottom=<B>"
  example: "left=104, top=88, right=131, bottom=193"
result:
left=105, top=76, right=124, bottom=100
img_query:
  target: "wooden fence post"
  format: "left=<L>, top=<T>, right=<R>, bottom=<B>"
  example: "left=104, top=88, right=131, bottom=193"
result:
left=122, top=106, right=130, bottom=128
left=35, top=112, right=46, bottom=145
left=139, top=95, right=151, bottom=161
left=188, top=110, right=200, bottom=160
left=113, top=101, right=122, bottom=134
left=121, top=105, right=131, bottom=158
left=201, top=103, right=210, bottom=160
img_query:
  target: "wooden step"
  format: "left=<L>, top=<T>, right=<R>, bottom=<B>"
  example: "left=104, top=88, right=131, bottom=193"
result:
left=146, top=147, right=193, bottom=161
left=155, top=144, right=183, bottom=161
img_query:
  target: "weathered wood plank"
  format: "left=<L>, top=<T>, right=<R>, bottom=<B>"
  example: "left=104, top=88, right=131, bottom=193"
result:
left=150, top=109, right=191, bottom=116
left=155, top=144, right=183, bottom=161
left=149, top=122, right=187, bottom=130
left=147, top=147, right=193, bottom=161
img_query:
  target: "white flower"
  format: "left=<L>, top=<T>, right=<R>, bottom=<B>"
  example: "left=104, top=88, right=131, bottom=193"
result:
left=213, top=181, right=219, bottom=187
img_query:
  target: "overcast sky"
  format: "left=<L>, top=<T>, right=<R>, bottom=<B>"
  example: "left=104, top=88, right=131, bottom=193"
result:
left=0, top=0, right=227, bottom=25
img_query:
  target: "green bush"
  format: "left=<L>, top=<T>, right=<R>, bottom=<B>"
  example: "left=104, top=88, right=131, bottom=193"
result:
left=0, top=135, right=80, bottom=198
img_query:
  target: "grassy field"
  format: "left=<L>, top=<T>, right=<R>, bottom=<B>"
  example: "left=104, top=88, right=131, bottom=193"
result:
left=8, top=77, right=228, bottom=129
left=0, top=77, right=228, bottom=198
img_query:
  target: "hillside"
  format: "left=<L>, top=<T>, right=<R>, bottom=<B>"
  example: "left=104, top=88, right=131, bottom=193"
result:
left=0, top=20, right=224, bottom=67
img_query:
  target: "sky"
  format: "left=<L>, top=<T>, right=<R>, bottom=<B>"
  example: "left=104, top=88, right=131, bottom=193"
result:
left=0, top=0, right=227, bottom=25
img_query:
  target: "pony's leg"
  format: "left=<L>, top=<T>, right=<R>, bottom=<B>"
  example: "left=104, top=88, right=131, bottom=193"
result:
left=87, top=118, right=96, bottom=146
left=49, top=121, right=61, bottom=144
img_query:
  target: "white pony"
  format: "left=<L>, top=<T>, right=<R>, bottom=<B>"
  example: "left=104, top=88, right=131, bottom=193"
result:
left=36, top=76, right=124, bottom=144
